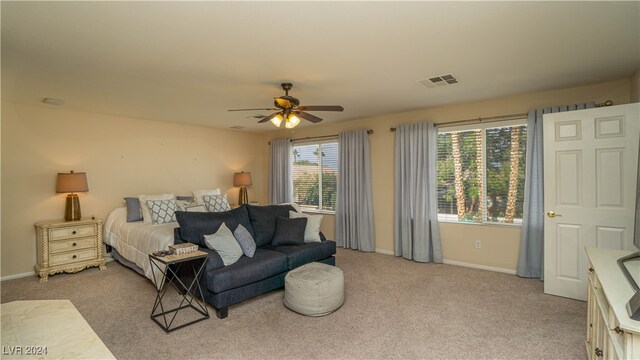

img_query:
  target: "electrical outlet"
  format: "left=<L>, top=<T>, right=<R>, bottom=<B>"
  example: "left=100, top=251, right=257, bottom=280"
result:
left=475, top=240, right=481, bottom=249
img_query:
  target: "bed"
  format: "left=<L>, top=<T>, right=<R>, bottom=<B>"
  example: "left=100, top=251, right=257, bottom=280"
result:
left=103, top=207, right=176, bottom=283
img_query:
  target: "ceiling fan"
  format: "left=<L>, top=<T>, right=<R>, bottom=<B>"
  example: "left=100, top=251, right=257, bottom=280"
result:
left=228, top=83, right=344, bottom=129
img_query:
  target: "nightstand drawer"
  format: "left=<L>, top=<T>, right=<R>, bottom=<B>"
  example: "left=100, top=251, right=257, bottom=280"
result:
left=50, top=248, right=97, bottom=266
left=49, top=237, right=96, bottom=254
left=50, top=224, right=96, bottom=240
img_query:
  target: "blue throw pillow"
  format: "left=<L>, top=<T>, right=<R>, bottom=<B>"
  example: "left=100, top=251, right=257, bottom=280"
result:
left=233, top=224, right=256, bottom=257
left=175, top=205, right=253, bottom=247
left=247, top=204, right=296, bottom=247
left=271, top=216, right=307, bottom=246
left=124, top=197, right=142, bottom=222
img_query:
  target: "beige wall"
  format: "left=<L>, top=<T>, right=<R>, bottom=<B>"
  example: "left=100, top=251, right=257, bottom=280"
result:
left=1, top=102, right=265, bottom=277
left=631, top=69, right=640, bottom=102
left=263, top=78, right=631, bottom=271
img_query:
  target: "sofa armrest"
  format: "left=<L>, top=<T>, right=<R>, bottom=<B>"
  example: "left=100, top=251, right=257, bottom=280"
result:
left=320, top=231, right=327, bottom=242
left=173, top=227, right=225, bottom=273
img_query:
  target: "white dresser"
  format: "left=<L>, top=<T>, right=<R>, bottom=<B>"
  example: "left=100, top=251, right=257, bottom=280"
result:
left=585, top=247, right=640, bottom=359
left=34, top=218, right=106, bottom=282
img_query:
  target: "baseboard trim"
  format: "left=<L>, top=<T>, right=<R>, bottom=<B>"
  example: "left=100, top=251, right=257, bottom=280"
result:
left=1, top=256, right=115, bottom=282
left=375, top=249, right=394, bottom=256
left=442, top=259, right=516, bottom=275
left=1, top=271, right=36, bottom=282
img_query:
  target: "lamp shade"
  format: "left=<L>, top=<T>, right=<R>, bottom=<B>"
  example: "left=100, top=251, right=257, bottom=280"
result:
left=233, top=172, right=252, bottom=187
left=56, top=171, right=89, bottom=193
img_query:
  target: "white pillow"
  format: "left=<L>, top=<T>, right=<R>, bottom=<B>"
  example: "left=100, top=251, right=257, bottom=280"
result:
left=192, top=188, right=221, bottom=205
left=203, top=194, right=231, bottom=212
left=289, top=211, right=323, bottom=242
left=138, top=193, right=174, bottom=224
left=204, top=223, right=243, bottom=266
left=146, top=199, right=177, bottom=225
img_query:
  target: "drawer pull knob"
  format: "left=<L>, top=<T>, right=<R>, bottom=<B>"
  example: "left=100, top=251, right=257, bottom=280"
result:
left=72, top=230, right=77, bottom=235
left=595, top=347, right=603, bottom=357
left=72, top=242, right=77, bottom=247
left=588, top=267, right=594, bottom=273
left=72, top=255, right=77, bottom=259
left=614, top=326, right=624, bottom=334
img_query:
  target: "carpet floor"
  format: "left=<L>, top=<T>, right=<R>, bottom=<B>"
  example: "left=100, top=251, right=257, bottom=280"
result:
left=1, top=248, right=587, bottom=359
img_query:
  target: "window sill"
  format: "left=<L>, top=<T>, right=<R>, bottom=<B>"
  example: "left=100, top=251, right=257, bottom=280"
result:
left=438, top=219, right=522, bottom=228
left=301, top=209, right=335, bottom=215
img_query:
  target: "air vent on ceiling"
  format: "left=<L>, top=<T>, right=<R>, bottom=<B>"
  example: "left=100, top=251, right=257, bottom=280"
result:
left=42, top=98, right=65, bottom=105
left=417, top=73, right=459, bottom=89
left=230, top=126, right=245, bottom=130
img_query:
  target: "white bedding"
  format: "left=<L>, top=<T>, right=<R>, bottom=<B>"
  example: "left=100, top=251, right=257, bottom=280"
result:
left=103, top=207, right=176, bottom=282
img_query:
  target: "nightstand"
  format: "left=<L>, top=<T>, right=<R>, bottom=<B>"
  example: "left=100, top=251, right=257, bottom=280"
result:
left=34, top=218, right=106, bottom=282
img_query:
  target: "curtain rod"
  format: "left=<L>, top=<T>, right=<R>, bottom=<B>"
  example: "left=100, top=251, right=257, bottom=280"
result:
left=389, top=100, right=614, bottom=132
left=268, top=129, right=373, bottom=145
left=290, top=129, right=373, bottom=142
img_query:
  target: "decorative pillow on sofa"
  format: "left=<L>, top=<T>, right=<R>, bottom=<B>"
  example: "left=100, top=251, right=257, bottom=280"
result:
left=124, top=197, right=142, bottom=222
left=271, top=217, right=307, bottom=246
left=203, top=194, right=231, bottom=212
left=139, top=193, right=175, bottom=224
left=233, top=224, right=256, bottom=257
left=175, top=205, right=253, bottom=247
left=289, top=211, right=323, bottom=242
left=204, top=223, right=243, bottom=266
left=247, top=204, right=296, bottom=247
left=192, top=188, right=221, bottom=205
left=146, top=199, right=177, bottom=224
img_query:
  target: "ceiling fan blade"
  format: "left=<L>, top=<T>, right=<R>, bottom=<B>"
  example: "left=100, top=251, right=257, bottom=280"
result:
left=258, top=112, right=281, bottom=123
left=274, top=98, right=292, bottom=108
left=295, top=111, right=323, bottom=123
left=296, top=105, right=344, bottom=112
left=228, top=108, right=278, bottom=112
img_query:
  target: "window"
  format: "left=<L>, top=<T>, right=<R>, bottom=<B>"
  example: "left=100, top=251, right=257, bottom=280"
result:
left=292, top=141, right=338, bottom=212
left=437, top=121, right=527, bottom=225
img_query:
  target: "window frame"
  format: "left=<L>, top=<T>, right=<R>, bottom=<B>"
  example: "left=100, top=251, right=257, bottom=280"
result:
left=291, top=138, right=338, bottom=214
left=437, top=118, right=527, bottom=227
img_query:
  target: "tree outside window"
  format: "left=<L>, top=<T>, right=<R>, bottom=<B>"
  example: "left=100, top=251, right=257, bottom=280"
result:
left=292, top=142, right=338, bottom=211
left=437, top=123, right=527, bottom=224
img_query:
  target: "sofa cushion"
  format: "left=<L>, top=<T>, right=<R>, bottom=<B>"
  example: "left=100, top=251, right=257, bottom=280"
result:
left=234, top=224, right=256, bottom=257
left=271, top=216, right=307, bottom=246
left=175, top=205, right=253, bottom=247
left=264, top=240, right=337, bottom=270
left=204, top=223, right=243, bottom=266
left=289, top=211, right=323, bottom=242
left=247, top=204, right=295, bottom=247
left=205, top=248, right=288, bottom=293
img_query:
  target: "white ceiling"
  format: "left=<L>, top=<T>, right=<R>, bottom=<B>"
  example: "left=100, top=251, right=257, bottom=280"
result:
left=2, top=1, right=639, bottom=132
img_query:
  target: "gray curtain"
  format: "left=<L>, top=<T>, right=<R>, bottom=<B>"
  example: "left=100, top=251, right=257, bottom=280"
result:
left=394, top=123, right=442, bottom=263
left=335, top=130, right=375, bottom=251
left=516, top=102, right=595, bottom=279
left=268, top=138, right=292, bottom=204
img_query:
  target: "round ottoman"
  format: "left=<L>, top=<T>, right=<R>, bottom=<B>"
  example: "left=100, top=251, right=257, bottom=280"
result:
left=284, top=262, right=344, bottom=316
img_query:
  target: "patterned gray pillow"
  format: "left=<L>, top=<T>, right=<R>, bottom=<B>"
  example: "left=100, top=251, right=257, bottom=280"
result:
left=233, top=224, right=256, bottom=257
left=203, top=194, right=231, bottom=212
left=146, top=199, right=177, bottom=224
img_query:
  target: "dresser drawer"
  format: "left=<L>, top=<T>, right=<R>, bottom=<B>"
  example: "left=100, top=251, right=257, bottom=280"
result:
left=49, top=237, right=96, bottom=254
left=50, top=248, right=97, bottom=266
left=50, top=224, right=96, bottom=240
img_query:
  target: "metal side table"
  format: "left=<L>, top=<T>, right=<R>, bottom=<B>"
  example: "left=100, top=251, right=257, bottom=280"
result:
left=149, top=250, right=209, bottom=333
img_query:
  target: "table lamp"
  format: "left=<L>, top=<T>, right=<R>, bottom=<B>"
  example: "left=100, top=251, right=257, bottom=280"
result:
left=56, top=170, right=89, bottom=221
left=233, top=171, right=252, bottom=206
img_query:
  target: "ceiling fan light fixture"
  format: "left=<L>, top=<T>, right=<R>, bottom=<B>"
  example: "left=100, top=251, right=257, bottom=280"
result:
left=285, top=114, right=300, bottom=129
left=271, top=113, right=283, bottom=127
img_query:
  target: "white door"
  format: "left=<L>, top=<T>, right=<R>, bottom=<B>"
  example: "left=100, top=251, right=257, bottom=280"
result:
left=544, top=103, right=639, bottom=301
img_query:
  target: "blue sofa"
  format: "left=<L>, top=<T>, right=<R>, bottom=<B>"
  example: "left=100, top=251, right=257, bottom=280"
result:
left=173, top=204, right=336, bottom=319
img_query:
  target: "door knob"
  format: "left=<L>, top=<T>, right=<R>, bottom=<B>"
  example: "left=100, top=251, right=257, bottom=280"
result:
left=546, top=210, right=562, bottom=218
